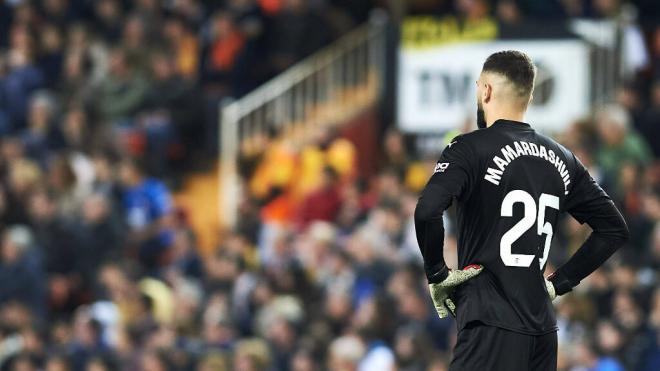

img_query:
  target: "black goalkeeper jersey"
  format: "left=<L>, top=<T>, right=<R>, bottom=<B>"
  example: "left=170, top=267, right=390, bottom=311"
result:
left=424, top=119, right=614, bottom=335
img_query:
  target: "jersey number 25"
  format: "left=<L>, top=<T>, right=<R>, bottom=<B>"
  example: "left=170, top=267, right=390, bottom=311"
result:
left=500, top=190, right=559, bottom=269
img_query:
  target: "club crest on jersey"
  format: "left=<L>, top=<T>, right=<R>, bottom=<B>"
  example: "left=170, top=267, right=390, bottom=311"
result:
left=434, top=162, right=449, bottom=173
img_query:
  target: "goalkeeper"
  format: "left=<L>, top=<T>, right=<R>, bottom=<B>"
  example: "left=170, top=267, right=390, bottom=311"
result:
left=415, top=50, right=629, bottom=371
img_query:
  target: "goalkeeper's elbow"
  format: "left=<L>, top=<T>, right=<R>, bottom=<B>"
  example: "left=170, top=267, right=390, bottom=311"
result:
left=414, top=185, right=452, bottom=224
left=602, top=213, right=630, bottom=247
left=414, top=201, right=434, bottom=224
left=616, top=218, right=630, bottom=245
left=590, top=209, right=630, bottom=248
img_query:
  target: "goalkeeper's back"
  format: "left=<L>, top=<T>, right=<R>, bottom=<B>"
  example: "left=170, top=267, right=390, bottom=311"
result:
left=437, top=119, right=622, bottom=334
left=414, top=49, right=628, bottom=371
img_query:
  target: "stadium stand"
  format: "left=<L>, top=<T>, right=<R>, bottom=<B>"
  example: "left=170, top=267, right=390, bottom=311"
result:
left=0, top=0, right=658, bottom=370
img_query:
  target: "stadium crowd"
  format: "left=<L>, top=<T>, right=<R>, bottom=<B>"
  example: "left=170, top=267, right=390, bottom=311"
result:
left=0, top=0, right=658, bottom=370
left=0, top=0, right=372, bottom=180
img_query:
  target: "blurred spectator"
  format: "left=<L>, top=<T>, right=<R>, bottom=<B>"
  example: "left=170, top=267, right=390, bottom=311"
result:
left=38, top=23, right=64, bottom=89
left=234, top=338, right=272, bottom=371
left=162, top=16, right=199, bottom=80
left=76, top=193, right=123, bottom=283
left=297, top=167, right=342, bottom=229
left=93, top=47, right=147, bottom=125
left=638, top=80, right=660, bottom=157
left=142, top=50, right=201, bottom=175
left=2, top=24, right=44, bottom=131
left=27, top=189, right=78, bottom=313
left=595, top=104, right=652, bottom=184
left=67, top=309, right=109, bottom=371
left=328, top=335, right=366, bottom=371
left=382, top=129, right=411, bottom=179
left=58, top=50, right=92, bottom=108
left=21, top=91, right=63, bottom=164
left=496, top=0, right=522, bottom=25
left=121, top=15, right=150, bottom=73
left=201, top=11, right=247, bottom=96
left=94, top=0, right=123, bottom=43
left=0, top=226, right=45, bottom=316
left=118, top=158, right=173, bottom=271
left=265, top=0, right=331, bottom=73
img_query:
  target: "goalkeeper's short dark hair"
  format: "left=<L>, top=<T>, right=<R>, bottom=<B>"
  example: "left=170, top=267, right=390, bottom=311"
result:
left=482, top=50, right=536, bottom=99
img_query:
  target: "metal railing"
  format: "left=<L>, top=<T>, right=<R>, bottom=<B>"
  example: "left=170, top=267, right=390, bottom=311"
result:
left=219, top=15, right=388, bottom=228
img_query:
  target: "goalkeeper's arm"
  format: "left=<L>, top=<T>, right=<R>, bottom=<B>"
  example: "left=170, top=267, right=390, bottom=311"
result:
left=415, top=183, right=483, bottom=318
left=414, top=182, right=453, bottom=282
left=548, top=156, right=630, bottom=297
left=414, top=138, right=483, bottom=318
left=548, top=199, right=629, bottom=296
left=414, top=136, right=475, bottom=281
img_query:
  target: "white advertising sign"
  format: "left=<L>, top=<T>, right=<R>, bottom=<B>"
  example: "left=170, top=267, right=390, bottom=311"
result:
left=397, top=40, right=591, bottom=133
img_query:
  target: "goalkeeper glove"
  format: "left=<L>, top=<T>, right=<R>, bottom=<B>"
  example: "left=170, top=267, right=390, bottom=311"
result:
left=546, top=270, right=575, bottom=301
left=545, top=279, right=556, bottom=301
left=427, top=264, right=483, bottom=318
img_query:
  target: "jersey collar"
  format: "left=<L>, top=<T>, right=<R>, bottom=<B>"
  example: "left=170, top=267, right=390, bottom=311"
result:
left=491, top=119, right=532, bottom=129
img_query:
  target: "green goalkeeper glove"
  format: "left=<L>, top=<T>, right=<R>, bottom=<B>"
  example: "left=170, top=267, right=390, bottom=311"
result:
left=428, top=264, right=483, bottom=318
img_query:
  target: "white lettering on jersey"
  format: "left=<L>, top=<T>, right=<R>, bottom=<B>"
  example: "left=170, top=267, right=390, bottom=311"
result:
left=484, top=167, right=503, bottom=184
left=483, top=141, right=572, bottom=194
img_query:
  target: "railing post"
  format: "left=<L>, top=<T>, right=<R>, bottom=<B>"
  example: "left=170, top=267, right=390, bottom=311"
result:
left=369, top=10, right=388, bottom=97
left=220, top=101, right=240, bottom=229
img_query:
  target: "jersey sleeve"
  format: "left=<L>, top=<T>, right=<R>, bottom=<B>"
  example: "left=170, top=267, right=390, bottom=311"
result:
left=563, top=154, right=615, bottom=224
left=425, top=135, right=477, bottom=199
left=414, top=136, right=477, bottom=282
left=549, top=153, right=629, bottom=295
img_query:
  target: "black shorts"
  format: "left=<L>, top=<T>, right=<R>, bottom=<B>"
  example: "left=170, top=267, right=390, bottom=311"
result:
left=449, top=321, right=557, bottom=371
